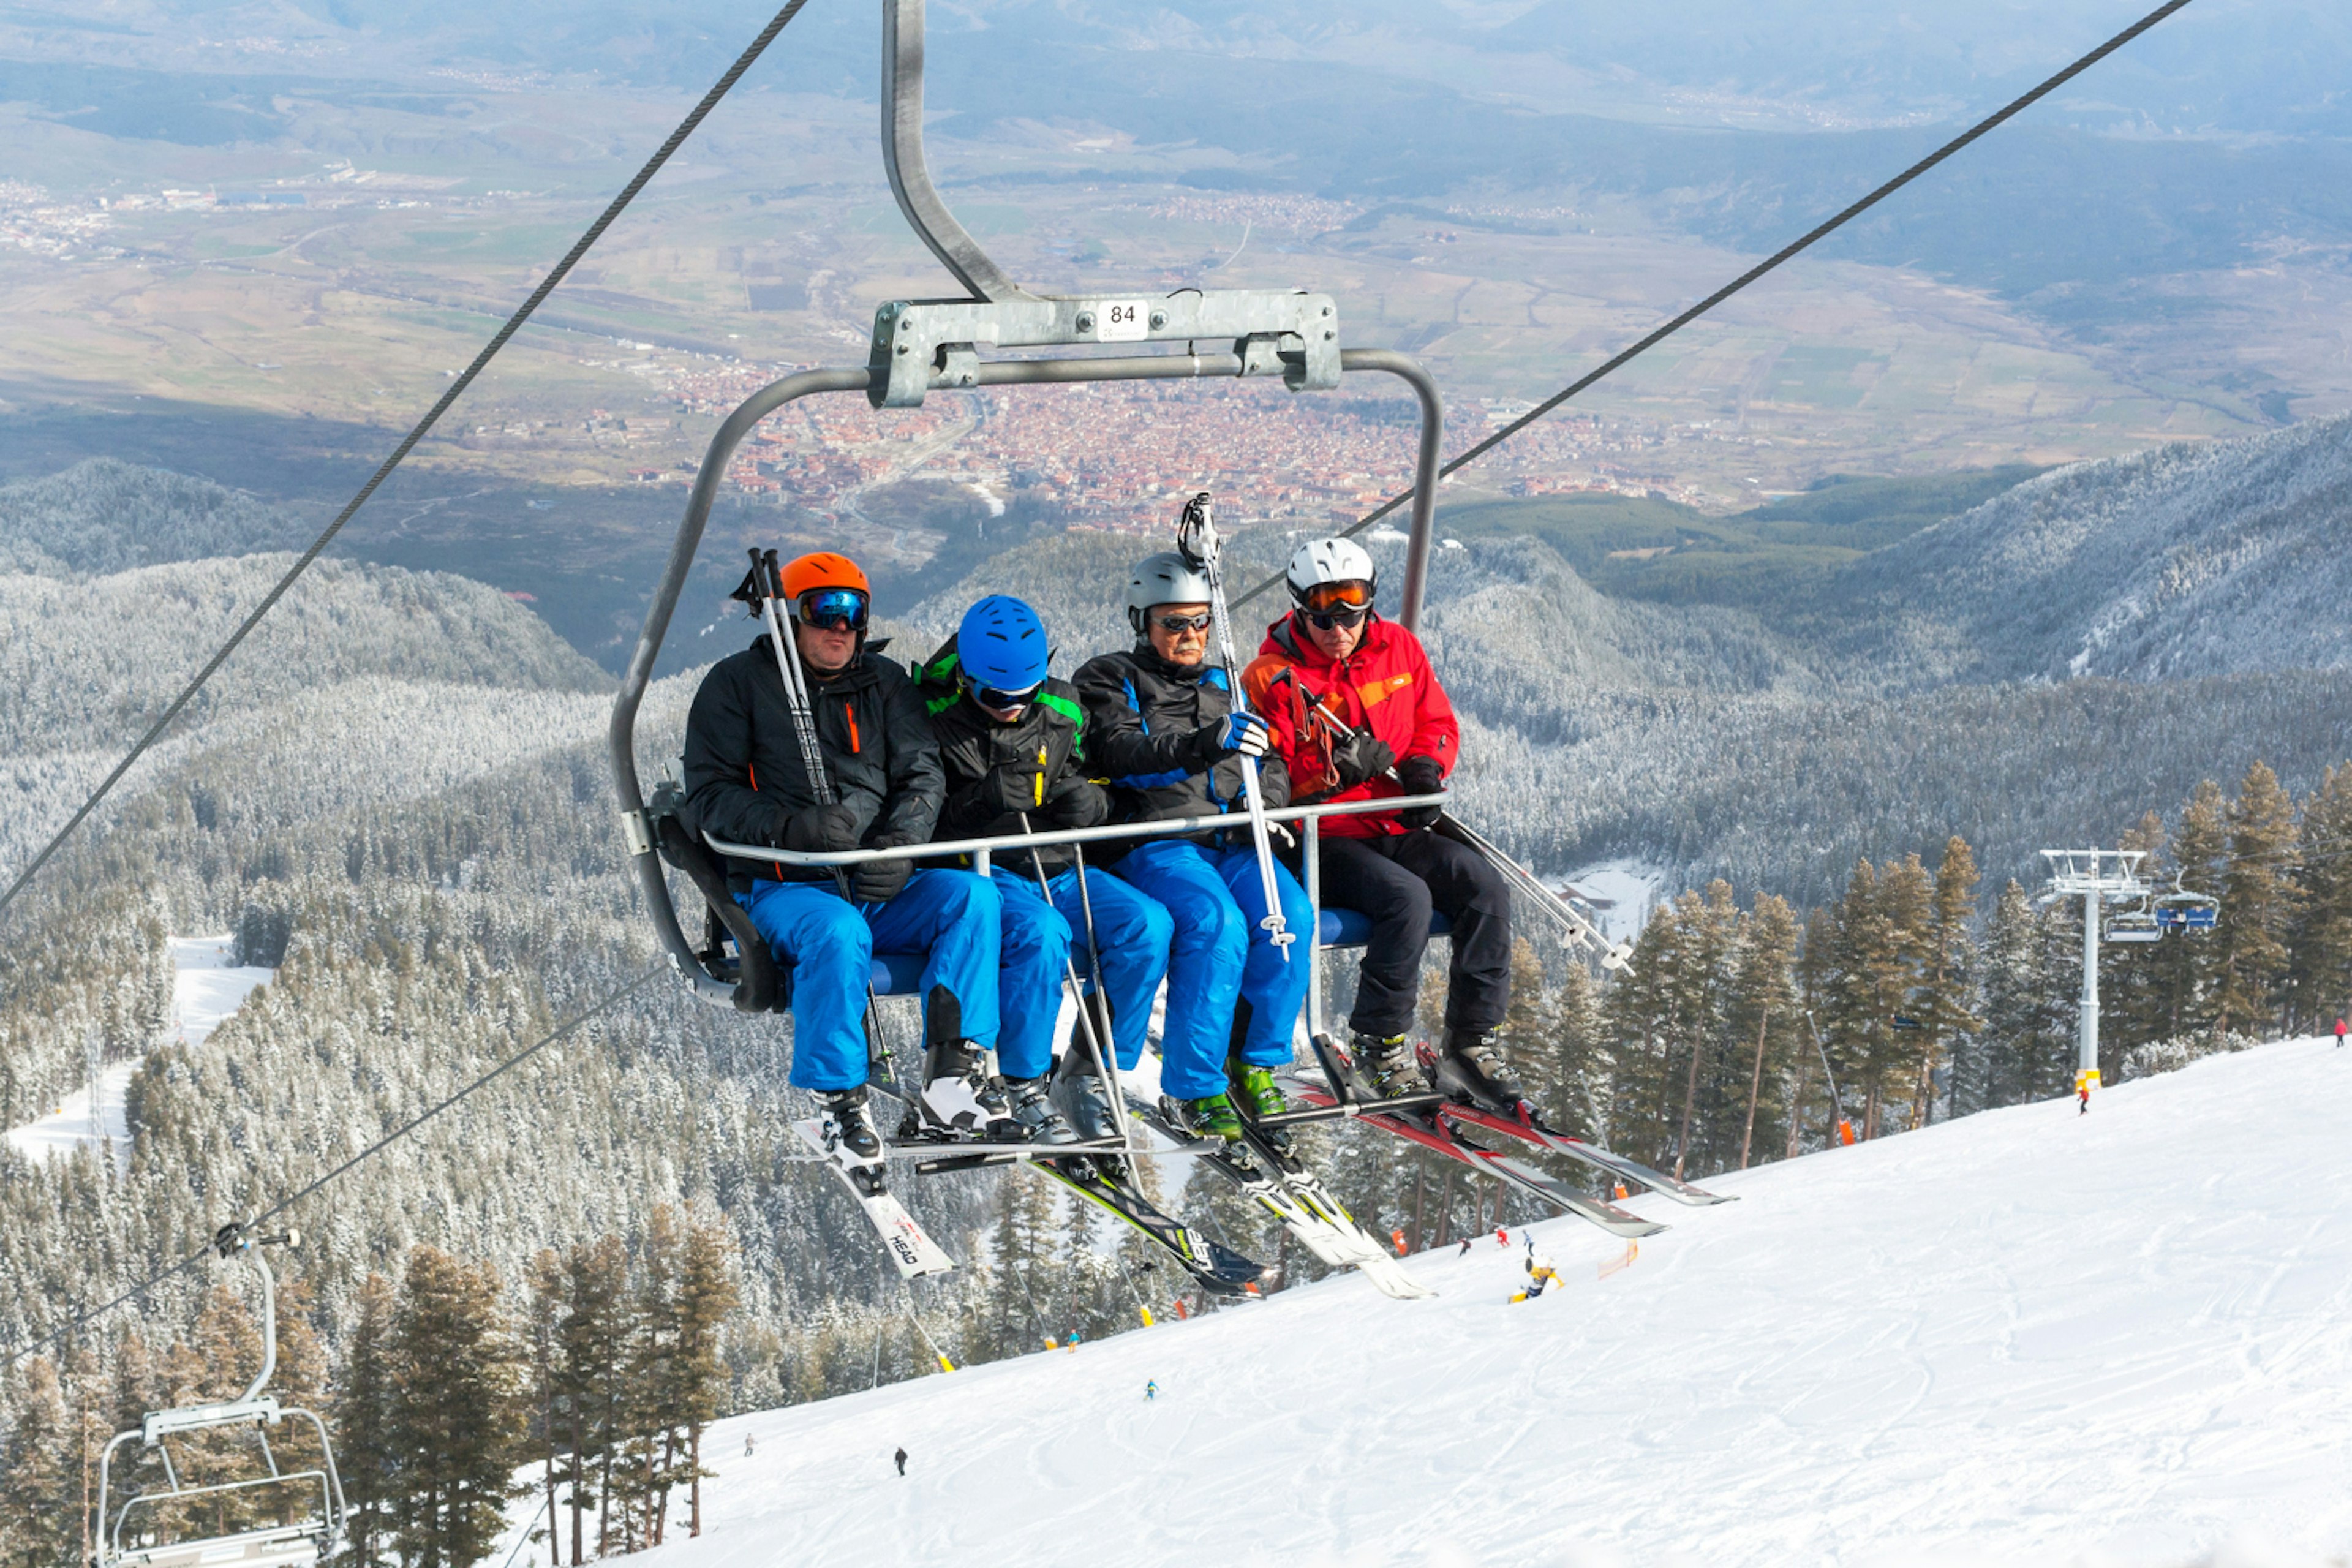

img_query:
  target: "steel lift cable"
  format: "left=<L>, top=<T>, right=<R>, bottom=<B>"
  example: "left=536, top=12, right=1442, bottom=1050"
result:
left=0, top=0, right=816, bottom=925
left=1230, top=0, right=2200, bottom=614
left=0, top=963, right=663, bottom=1374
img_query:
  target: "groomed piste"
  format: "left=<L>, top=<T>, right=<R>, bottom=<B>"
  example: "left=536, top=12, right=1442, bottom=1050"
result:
left=541, top=1038, right=2352, bottom=1567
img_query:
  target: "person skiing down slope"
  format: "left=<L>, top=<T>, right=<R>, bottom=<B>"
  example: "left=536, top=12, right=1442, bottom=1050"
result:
left=918, top=594, right=1176, bottom=1146
left=681, top=551, right=1008, bottom=1165
left=1243, top=536, right=1520, bottom=1112
left=1075, top=552, right=1314, bottom=1142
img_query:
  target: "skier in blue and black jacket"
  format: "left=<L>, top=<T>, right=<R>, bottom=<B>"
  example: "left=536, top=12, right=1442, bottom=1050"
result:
left=918, top=595, right=1175, bottom=1148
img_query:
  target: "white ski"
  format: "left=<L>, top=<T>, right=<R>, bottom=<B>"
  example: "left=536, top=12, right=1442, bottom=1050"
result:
left=792, top=1118, right=957, bottom=1279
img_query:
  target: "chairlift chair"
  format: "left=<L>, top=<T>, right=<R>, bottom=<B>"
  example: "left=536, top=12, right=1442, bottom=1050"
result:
left=95, top=1225, right=347, bottom=1568
left=2105, top=910, right=2162, bottom=944
left=609, top=0, right=1447, bottom=1016
left=2154, top=889, right=2220, bottom=932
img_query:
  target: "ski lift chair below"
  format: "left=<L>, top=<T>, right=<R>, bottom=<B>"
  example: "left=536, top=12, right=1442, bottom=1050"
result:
left=96, top=1226, right=347, bottom=1568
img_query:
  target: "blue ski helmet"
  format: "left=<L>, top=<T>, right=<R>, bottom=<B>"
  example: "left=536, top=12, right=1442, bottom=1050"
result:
left=957, top=595, right=1050, bottom=693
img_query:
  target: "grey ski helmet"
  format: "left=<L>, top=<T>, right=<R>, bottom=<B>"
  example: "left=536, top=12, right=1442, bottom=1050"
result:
left=1125, top=551, right=1215, bottom=635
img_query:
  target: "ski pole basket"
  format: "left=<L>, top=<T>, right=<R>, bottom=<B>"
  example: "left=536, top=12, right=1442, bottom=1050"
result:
left=95, top=1226, right=348, bottom=1568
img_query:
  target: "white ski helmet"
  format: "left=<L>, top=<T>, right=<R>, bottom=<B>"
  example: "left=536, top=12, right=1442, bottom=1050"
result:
left=1286, top=537, right=1378, bottom=608
left=1126, top=551, right=1216, bottom=634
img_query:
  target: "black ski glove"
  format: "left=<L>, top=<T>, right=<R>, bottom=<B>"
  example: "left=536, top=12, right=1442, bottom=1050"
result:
left=853, top=838, right=914, bottom=903
left=982, top=757, right=1050, bottom=816
left=1331, top=732, right=1397, bottom=791
left=1042, top=777, right=1110, bottom=829
left=1395, top=755, right=1446, bottom=829
left=783, top=803, right=859, bottom=853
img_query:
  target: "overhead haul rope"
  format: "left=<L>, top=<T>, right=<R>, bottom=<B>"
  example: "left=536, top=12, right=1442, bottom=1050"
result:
left=0, top=964, right=663, bottom=1373
left=1231, top=0, right=2200, bottom=612
left=0, top=0, right=816, bottom=924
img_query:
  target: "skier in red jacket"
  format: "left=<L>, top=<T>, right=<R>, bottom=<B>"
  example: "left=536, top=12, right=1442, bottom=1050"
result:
left=1243, top=537, right=1518, bottom=1110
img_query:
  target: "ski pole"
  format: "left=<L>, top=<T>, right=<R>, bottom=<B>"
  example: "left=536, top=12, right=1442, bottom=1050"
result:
left=750, top=549, right=893, bottom=1075
left=1175, top=493, right=1292, bottom=962
left=1017, top=811, right=1137, bottom=1159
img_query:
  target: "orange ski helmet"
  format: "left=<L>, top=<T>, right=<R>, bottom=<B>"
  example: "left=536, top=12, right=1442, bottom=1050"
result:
left=778, top=551, right=869, bottom=601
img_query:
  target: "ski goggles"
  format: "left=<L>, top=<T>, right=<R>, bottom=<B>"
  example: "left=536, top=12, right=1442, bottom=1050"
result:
left=794, top=587, right=870, bottom=632
left=1299, top=580, right=1373, bottom=614
left=964, top=676, right=1041, bottom=713
left=1150, top=611, right=1214, bottom=634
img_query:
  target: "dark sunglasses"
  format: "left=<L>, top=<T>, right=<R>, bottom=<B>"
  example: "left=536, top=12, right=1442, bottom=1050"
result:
left=1151, top=611, right=1213, bottom=634
left=967, top=679, right=1040, bottom=712
left=1303, top=605, right=1371, bottom=631
left=796, top=587, right=870, bottom=632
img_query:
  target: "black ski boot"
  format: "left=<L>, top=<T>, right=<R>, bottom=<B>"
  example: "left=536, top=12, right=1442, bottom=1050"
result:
left=816, top=1085, right=886, bottom=1195
left=1050, top=1049, right=1120, bottom=1144
left=1433, top=1028, right=1525, bottom=1113
left=1352, top=1032, right=1421, bottom=1101
left=1002, top=1076, right=1080, bottom=1146
left=919, top=1038, right=1010, bottom=1137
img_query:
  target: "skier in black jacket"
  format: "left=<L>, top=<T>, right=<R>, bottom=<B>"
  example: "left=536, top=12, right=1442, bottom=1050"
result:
left=681, top=551, right=1006, bottom=1155
left=1073, top=554, right=1313, bottom=1142
left=919, top=595, right=1176, bottom=1147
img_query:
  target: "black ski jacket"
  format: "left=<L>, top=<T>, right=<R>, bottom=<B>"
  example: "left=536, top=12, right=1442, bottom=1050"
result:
left=681, top=636, right=944, bottom=891
left=914, top=633, right=1098, bottom=878
left=1072, top=644, right=1291, bottom=847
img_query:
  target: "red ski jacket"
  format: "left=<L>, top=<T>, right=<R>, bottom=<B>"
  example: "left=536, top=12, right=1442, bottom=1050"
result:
left=1242, top=612, right=1458, bottom=839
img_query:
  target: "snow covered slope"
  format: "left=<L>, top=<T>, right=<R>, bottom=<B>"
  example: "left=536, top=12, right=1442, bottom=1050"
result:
left=5, top=936, right=269, bottom=1164
left=586, top=1038, right=2352, bottom=1567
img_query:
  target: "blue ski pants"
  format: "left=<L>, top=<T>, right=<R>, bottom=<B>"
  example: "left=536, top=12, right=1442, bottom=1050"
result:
left=1108, top=838, right=1313, bottom=1100
left=993, top=869, right=1175, bottom=1082
left=736, top=869, right=1001, bottom=1092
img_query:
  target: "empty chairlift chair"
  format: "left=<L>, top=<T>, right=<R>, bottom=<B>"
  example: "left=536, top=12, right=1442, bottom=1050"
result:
left=96, top=1224, right=347, bottom=1568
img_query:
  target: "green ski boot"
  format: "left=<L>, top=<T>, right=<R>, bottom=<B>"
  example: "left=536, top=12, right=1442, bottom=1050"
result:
left=1174, top=1091, right=1244, bottom=1144
left=1228, top=1062, right=1289, bottom=1123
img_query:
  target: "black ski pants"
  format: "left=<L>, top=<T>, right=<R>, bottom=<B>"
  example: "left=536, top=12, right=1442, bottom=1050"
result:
left=1315, top=829, right=1511, bottom=1039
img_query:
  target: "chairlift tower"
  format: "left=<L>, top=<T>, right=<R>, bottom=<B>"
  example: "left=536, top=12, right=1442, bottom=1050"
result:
left=2037, top=849, right=2150, bottom=1105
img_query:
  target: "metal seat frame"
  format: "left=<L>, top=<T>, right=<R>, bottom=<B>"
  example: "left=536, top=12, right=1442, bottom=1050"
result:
left=95, top=1227, right=347, bottom=1568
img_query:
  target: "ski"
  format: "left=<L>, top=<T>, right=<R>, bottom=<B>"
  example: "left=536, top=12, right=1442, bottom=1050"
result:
left=1434, top=1100, right=1735, bottom=1207
left=1228, top=1115, right=1437, bottom=1300
left=1275, top=1075, right=1667, bottom=1241
left=791, top=1118, right=957, bottom=1280
left=1127, top=1098, right=1436, bottom=1301
left=1033, top=1156, right=1268, bottom=1298
left=1407, top=1043, right=1733, bottom=1207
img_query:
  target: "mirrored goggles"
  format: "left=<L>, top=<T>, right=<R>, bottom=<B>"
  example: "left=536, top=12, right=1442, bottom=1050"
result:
left=1151, top=611, right=1214, bottom=634
left=795, top=587, right=870, bottom=632
left=965, top=676, right=1041, bottom=712
left=1300, top=580, right=1373, bottom=613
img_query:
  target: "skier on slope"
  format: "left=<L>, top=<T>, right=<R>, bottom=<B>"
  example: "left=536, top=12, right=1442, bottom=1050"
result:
left=681, top=551, right=1009, bottom=1164
left=1242, top=537, right=1521, bottom=1111
left=917, top=594, right=1177, bottom=1146
left=1074, top=552, right=1314, bottom=1142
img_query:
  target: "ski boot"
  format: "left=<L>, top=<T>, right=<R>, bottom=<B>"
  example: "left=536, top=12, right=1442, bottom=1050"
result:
left=1163, top=1090, right=1244, bottom=1145
left=1351, top=1032, right=1421, bottom=1101
left=1226, top=1059, right=1292, bottom=1155
left=1433, top=1028, right=1524, bottom=1114
left=1001, top=1076, right=1080, bottom=1147
left=919, top=1038, right=1012, bottom=1139
left=816, top=1085, right=886, bottom=1196
left=1050, top=1049, right=1121, bottom=1143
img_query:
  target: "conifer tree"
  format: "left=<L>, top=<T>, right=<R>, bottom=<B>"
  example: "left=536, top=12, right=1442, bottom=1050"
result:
left=2215, top=760, right=2299, bottom=1038
left=2160, top=780, right=2231, bottom=1038
left=524, top=1251, right=565, bottom=1567
left=333, top=1272, right=399, bottom=1568
left=1726, top=894, right=1802, bottom=1167
left=558, top=1236, right=630, bottom=1563
left=2288, top=764, right=2352, bottom=1032
left=1, top=1357, right=74, bottom=1568
left=1874, top=854, right=1934, bottom=1136
left=1914, top=838, right=1983, bottom=1126
left=390, top=1245, right=527, bottom=1568
left=671, top=1220, right=739, bottom=1541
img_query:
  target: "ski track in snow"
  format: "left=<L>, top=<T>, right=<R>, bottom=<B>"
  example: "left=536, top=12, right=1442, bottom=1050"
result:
left=3, top=936, right=270, bottom=1165
left=513, top=1038, right=2352, bottom=1567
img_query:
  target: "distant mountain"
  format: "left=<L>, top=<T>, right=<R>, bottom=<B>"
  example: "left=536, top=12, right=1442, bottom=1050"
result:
left=1833, top=412, right=2352, bottom=689
left=0, top=459, right=309, bottom=578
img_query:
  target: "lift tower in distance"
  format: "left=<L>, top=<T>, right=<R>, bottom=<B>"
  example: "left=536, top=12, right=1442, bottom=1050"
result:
left=2037, top=849, right=2151, bottom=1109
